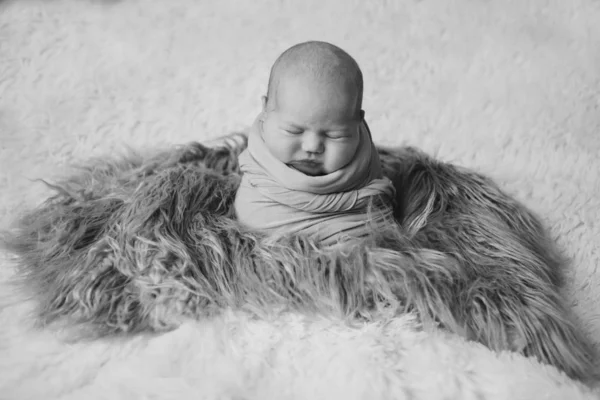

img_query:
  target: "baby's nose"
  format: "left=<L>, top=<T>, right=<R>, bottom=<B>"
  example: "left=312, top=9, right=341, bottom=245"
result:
left=301, top=132, right=324, bottom=154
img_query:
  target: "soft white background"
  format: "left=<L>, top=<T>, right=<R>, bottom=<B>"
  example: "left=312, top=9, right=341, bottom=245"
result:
left=1, top=0, right=599, bottom=398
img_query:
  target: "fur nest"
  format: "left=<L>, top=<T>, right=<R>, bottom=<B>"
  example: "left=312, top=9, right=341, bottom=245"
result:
left=1, top=136, right=597, bottom=383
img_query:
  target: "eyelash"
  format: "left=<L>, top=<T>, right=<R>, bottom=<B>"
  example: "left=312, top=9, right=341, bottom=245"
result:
left=283, top=130, right=347, bottom=139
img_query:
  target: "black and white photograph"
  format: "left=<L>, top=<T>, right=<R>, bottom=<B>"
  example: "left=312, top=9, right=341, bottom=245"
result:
left=0, top=0, right=599, bottom=399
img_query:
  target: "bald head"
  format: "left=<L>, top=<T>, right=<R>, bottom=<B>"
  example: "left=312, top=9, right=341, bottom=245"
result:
left=265, top=41, right=363, bottom=117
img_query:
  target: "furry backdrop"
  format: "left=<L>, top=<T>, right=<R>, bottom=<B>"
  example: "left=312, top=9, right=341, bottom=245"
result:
left=1, top=0, right=599, bottom=399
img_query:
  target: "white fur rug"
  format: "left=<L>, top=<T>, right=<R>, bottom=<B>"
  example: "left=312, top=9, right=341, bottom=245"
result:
left=1, top=0, right=599, bottom=399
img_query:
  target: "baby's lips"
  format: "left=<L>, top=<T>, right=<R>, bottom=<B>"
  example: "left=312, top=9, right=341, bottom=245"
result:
left=289, top=160, right=325, bottom=176
left=293, top=160, right=320, bottom=165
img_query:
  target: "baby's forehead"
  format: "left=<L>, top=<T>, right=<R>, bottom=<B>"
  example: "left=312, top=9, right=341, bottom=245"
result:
left=277, top=67, right=358, bottom=95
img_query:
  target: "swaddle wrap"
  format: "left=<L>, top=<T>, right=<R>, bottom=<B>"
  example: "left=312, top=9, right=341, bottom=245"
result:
left=234, top=118, right=395, bottom=245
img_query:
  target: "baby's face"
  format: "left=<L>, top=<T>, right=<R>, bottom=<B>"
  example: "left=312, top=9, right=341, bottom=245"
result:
left=259, top=76, right=361, bottom=176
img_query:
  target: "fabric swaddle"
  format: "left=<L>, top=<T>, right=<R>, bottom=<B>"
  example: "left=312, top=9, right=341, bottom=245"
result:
left=234, top=118, right=395, bottom=245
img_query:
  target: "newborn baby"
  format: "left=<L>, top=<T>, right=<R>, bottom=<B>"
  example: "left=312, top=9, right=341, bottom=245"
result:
left=234, top=41, right=395, bottom=246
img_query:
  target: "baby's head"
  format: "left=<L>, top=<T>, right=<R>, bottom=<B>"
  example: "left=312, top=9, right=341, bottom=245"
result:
left=258, top=41, right=364, bottom=176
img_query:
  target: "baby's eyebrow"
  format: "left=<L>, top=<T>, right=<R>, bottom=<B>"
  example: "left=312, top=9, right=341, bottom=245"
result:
left=280, top=121, right=355, bottom=131
left=281, top=122, right=304, bottom=129
left=325, top=122, right=356, bottom=131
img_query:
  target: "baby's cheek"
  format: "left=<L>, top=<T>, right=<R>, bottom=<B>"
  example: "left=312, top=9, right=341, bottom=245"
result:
left=344, top=143, right=360, bottom=165
left=264, top=132, right=296, bottom=163
left=328, top=142, right=359, bottom=172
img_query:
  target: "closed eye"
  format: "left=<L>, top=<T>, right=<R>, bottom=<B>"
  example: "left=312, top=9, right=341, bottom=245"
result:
left=283, top=129, right=303, bottom=135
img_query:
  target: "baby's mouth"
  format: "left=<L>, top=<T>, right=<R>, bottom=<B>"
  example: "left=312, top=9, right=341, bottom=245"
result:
left=288, top=160, right=325, bottom=176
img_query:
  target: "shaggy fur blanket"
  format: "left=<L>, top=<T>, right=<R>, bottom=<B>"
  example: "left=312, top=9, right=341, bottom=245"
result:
left=2, top=135, right=599, bottom=395
left=2, top=0, right=600, bottom=399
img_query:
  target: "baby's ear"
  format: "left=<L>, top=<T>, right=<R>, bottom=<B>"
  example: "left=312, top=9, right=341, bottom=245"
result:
left=261, top=96, right=268, bottom=111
